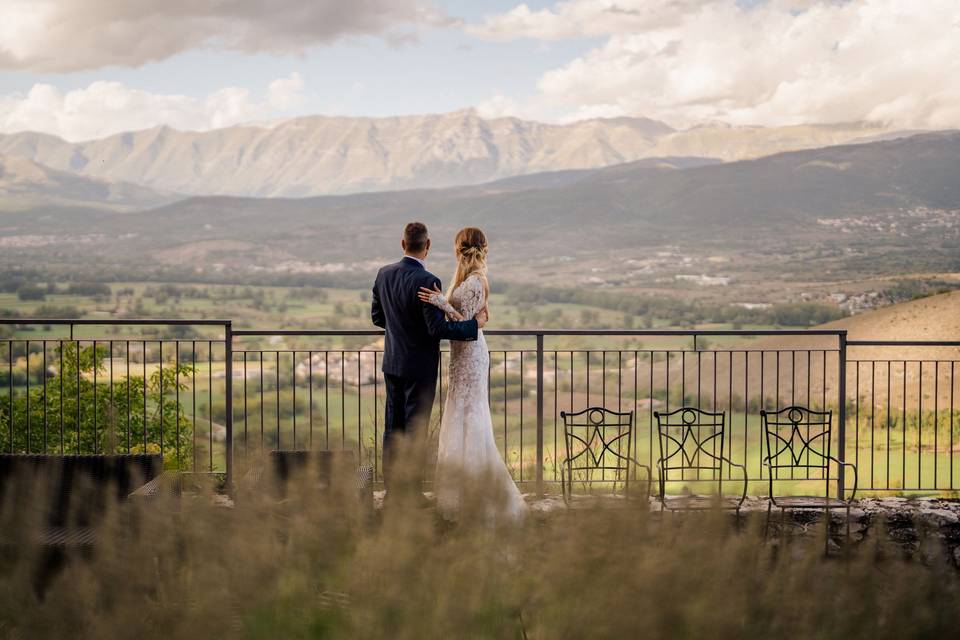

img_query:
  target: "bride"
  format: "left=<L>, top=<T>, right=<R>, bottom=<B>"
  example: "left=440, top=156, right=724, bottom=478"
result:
left=417, top=227, right=528, bottom=523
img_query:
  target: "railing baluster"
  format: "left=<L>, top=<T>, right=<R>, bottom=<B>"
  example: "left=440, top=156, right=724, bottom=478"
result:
left=934, top=361, right=939, bottom=489
left=950, top=362, right=957, bottom=490
left=25, top=342, right=30, bottom=453
left=176, top=341, right=180, bottom=467
left=519, top=350, right=524, bottom=483
left=192, top=341, right=197, bottom=469
left=276, top=351, right=281, bottom=450
left=43, top=341, right=48, bottom=453
left=536, top=334, right=544, bottom=496
left=357, top=350, right=361, bottom=467
left=126, top=340, right=131, bottom=454
left=324, top=351, right=329, bottom=449
left=76, top=339, right=81, bottom=453
left=292, top=350, right=297, bottom=449
left=838, top=335, right=849, bottom=498
left=224, top=323, right=233, bottom=488
left=159, top=341, right=163, bottom=460
left=243, top=351, right=249, bottom=462
left=903, top=361, right=908, bottom=488
left=260, top=351, right=265, bottom=453
left=918, top=361, right=923, bottom=488
left=887, top=360, right=893, bottom=489
left=7, top=341, right=12, bottom=453
left=207, top=341, right=212, bottom=471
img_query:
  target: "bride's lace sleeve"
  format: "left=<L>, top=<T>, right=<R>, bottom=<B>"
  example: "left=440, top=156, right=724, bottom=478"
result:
left=426, top=291, right=459, bottom=317
left=457, top=275, right=486, bottom=320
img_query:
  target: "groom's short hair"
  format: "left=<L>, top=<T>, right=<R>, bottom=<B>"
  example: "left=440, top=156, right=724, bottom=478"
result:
left=403, top=222, right=429, bottom=253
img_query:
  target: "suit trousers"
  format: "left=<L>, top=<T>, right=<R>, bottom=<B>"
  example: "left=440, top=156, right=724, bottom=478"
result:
left=382, top=372, right=437, bottom=491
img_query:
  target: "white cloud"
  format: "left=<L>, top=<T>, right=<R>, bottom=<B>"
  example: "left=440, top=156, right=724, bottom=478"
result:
left=472, top=0, right=960, bottom=129
left=470, top=0, right=727, bottom=40
left=0, top=0, right=450, bottom=72
left=0, top=73, right=307, bottom=141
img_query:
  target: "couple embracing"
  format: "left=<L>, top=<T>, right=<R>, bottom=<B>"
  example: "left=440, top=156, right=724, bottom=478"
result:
left=372, top=222, right=527, bottom=522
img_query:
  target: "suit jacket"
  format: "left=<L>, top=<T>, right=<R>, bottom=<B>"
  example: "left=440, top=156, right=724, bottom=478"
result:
left=372, top=257, right=478, bottom=381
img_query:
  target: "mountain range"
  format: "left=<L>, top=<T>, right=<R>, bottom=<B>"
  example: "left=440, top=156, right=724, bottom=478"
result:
left=2, top=130, right=954, bottom=276
left=0, top=110, right=905, bottom=198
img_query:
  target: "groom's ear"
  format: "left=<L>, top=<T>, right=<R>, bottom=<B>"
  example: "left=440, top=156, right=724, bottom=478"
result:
left=425, top=238, right=431, bottom=253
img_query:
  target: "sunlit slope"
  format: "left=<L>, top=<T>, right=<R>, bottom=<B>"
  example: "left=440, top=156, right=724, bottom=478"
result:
left=694, top=291, right=960, bottom=409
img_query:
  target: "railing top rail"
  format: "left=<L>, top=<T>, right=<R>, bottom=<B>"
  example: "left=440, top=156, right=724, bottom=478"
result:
left=4, top=322, right=954, bottom=345
left=231, top=328, right=849, bottom=337
left=0, top=319, right=231, bottom=326
left=847, top=340, right=960, bottom=347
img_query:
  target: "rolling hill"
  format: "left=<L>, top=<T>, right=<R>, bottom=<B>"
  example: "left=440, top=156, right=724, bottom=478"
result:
left=692, top=290, right=960, bottom=409
left=0, top=153, right=175, bottom=211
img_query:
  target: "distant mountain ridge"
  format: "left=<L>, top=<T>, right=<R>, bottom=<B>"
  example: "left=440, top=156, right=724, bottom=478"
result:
left=0, top=132, right=957, bottom=286
left=0, top=110, right=903, bottom=198
left=30, top=130, right=952, bottom=258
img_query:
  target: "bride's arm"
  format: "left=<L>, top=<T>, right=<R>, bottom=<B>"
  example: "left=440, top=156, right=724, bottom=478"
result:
left=418, top=284, right=464, bottom=320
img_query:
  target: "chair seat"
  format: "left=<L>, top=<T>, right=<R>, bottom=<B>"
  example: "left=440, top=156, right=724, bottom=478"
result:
left=770, top=496, right=850, bottom=508
left=660, top=495, right=742, bottom=511
left=35, top=527, right=97, bottom=546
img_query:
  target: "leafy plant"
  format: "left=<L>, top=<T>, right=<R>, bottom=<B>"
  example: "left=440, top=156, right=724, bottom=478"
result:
left=0, top=343, right=193, bottom=468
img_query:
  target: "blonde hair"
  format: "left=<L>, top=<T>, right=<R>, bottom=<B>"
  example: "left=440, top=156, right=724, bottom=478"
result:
left=449, top=227, right=489, bottom=298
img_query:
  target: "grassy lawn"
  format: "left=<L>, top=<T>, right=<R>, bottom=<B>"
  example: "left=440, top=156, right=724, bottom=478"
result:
left=2, top=470, right=959, bottom=639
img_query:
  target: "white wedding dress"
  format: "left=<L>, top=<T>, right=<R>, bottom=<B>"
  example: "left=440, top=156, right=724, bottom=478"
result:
left=429, top=274, right=528, bottom=523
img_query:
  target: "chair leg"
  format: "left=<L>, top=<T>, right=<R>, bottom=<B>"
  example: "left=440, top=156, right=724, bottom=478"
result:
left=845, top=505, right=851, bottom=550
left=824, top=507, right=830, bottom=555
left=763, top=501, right=773, bottom=539
left=780, top=507, right=786, bottom=542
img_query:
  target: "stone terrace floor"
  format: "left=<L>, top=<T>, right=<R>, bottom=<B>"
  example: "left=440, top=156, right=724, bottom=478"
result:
left=369, top=491, right=960, bottom=564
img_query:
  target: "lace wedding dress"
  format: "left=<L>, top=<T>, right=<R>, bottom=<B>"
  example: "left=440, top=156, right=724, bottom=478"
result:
left=429, top=274, right=528, bottom=523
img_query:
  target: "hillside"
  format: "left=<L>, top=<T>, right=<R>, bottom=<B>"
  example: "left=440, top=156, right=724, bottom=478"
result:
left=827, top=290, right=960, bottom=343
left=0, top=154, right=175, bottom=211
left=695, top=291, right=960, bottom=409
left=0, top=110, right=899, bottom=198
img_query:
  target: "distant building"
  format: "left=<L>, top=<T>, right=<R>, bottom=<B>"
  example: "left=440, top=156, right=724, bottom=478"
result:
left=675, top=274, right=731, bottom=286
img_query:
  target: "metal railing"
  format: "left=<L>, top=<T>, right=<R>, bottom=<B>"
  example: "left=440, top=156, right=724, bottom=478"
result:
left=1, top=320, right=234, bottom=482
left=3, top=321, right=958, bottom=495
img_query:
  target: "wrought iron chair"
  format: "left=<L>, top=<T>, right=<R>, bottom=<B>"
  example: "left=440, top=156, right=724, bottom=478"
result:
left=654, top=407, right=747, bottom=512
left=761, top=406, right=858, bottom=542
left=559, top=408, right=651, bottom=506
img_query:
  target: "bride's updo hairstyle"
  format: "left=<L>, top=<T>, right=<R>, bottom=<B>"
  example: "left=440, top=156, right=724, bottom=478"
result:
left=449, top=227, right=488, bottom=297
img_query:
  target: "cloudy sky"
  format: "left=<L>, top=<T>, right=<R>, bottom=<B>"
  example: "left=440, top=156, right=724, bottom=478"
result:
left=0, top=0, right=958, bottom=141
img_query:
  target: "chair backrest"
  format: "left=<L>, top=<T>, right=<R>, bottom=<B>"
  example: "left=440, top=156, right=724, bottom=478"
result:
left=560, top=408, right=634, bottom=484
left=0, top=454, right=163, bottom=526
left=268, top=449, right=363, bottom=499
left=654, top=407, right=726, bottom=482
left=761, top=406, right=833, bottom=475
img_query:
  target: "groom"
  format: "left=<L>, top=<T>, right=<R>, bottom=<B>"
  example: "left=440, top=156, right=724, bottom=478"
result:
left=371, top=222, right=487, bottom=499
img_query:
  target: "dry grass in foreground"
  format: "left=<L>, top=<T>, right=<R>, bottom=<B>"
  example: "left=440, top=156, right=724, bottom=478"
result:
left=1, top=472, right=959, bottom=640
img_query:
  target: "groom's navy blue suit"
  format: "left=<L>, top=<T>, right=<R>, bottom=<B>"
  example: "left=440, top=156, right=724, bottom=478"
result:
left=372, top=256, right=478, bottom=488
